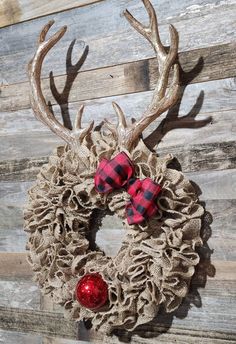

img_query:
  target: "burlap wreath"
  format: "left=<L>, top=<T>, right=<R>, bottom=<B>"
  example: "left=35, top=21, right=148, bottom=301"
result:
left=24, top=131, right=203, bottom=334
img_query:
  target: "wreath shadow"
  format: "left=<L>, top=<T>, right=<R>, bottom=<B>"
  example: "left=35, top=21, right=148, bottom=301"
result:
left=111, top=58, right=216, bottom=342
left=111, top=201, right=215, bottom=343
left=48, top=41, right=216, bottom=342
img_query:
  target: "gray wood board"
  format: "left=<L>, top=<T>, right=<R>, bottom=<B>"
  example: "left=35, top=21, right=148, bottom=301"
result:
left=0, top=181, right=32, bottom=229
left=0, top=330, right=42, bottom=344
left=0, top=198, right=235, bottom=261
left=0, top=330, right=89, bottom=344
left=1, top=77, right=236, bottom=138
left=1, top=140, right=235, bottom=182
left=0, top=279, right=40, bottom=309
left=0, top=170, right=235, bottom=261
left=1, top=77, right=236, bottom=162
left=0, top=307, right=78, bottom=339
left=0, top=0, right=236, bottom=85
left=1, top=41, right=236, bottom=113
left=0, top=0, right=103, bottom=28
left=0, top=279, right=236, bottom=342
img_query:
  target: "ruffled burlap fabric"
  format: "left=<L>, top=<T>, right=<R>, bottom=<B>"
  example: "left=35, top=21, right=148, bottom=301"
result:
left=24, top=131, right=203, bottom=334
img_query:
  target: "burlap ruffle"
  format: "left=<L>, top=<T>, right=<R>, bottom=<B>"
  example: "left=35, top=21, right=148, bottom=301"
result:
left=24, top=131, right=203, bottom=334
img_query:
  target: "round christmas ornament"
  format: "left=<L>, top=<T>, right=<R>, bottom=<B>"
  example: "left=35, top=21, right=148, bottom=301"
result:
left=24, top=0, right=204, bottom=335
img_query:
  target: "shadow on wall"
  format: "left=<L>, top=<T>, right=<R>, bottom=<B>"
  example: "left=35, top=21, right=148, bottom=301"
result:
left=48, top=39, right=89, bottom=130
left=111, top=205, right=215, bottom=343
left=49, top=40, right=215, bottom=342
left=112, top=57, right=216, bottom=342
left=144, top=56, right=212, bottom=149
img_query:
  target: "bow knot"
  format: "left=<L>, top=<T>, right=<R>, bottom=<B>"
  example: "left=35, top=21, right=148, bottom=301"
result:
left=94, top=152, right=161, bottom=225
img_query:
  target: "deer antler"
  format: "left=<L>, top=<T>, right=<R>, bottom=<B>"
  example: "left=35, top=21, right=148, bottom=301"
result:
left=105, top=0, right=180, bottom=151
left=28, top=20, right=93, bottom=148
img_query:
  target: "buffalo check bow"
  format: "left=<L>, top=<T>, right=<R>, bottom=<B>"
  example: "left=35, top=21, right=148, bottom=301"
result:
left=94, top=152, right=162, bottom=225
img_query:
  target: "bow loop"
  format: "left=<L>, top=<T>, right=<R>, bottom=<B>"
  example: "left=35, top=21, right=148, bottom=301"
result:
left=95, top=152, right=161, bottom=225
left=94, top=152, right=134, bottom=193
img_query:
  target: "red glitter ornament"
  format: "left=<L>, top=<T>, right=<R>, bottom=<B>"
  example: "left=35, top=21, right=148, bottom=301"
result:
left=75, top=273, right=108, bottom=310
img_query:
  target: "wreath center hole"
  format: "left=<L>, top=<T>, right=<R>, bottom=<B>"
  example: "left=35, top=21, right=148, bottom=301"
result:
left=88, top=210, right=126, bottom=257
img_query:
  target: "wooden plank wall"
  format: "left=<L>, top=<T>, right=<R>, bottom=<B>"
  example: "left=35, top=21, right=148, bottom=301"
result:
left=0, top=0, right=236, bottom=343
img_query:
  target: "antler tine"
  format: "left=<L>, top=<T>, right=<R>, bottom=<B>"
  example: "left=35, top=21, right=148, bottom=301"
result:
left=29, top=21, right=94, bottom=148
left=75, top=104, right=85, bottom=129
left=28, top=21, right=76, bottom=145
left=112, top=102, right=127, bottom=128
left=104, top=101, right=130, bottom=140
left=123, top=0, right=180, bottom=149
left=74, top=105, right=94, bottom=142
left=124, top=0, right=165, bottom=60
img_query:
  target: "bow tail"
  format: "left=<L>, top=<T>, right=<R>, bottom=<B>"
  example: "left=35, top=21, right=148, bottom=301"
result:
left=126, top=201, right=158, bottom=225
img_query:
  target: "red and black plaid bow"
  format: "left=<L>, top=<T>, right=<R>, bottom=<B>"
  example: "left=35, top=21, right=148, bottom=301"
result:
left=94, top=152, right=161, bottom=225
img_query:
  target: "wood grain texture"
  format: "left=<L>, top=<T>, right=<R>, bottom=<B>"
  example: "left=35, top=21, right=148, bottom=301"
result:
left=0, top=330, right=42, bottom=344
left=1, top=140, right=234, bottom=182
left=0, top=280, right=40, bottom=309
left=0, top=181, right=32, bottom=230
left=0, top=307, right=78, bottom=338
left=0, top=330, right=89, bottom=344
left=1, top=41, right=236, bottom=113
left=187, top=169, right=236, bottom=200
left=0, top=0, right=236, bottom=86
left=0, top=281, right=236, bottom=342
left=1, top=76, right=236, bottom=162
left=0, top=0, right=236, bottom=342
left=0, top=253, right=234, bottom=282
left=1, top=77, right=236, bottom=137
left=0, top=229, right=27, bottom=251
left=1, top=198, right=236, bottom=261
left=0, top=169, right=235, bottom=253
left=0, top=0, right=103, bottom=28
left=42, top=338, right=89, bottom=344
left=0, top=252, right=32, bottom=278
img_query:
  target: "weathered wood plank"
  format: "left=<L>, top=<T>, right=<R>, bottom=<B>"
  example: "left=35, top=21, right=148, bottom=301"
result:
left=42, top=338, right=89, bottom=344
left=0, top=158, right=48, bottom=182
left=0, top=279, right=40, bottom=309
left=40, top=284, right=89, bottom=343
left=0, top=330, right=88, bottom=344
left=1, top=78, right=236, bottom=138
left=0, top=330, right=42, bottom=344
left=0, top=307, right=78, bottom=339
left=0, top=229, right=27, bottom=251
left=1, top=42, right=236, bottom=113
left=0, top=0, right=236, bottom=86
left=187, top=169, right=236, bottom=200
left=0, top=252, right=234, bottom=281
left=0, top=252, right=32, bottom=278
left=1, top=76, right=236, bottom=162
left=0, top=286, right=236, bottom=342
left=0, top=170, right=235, bottom=261
left=2, top=200, right=236, bottom=260
left=0, top=181, right=32, bottom=230
left=0, top=197, right=235, bottom=261
left=1, top=328, right=234, bottom=344
left=1, top=330, right=235, bottom=344
left=0, top=140, right=235, bottom=182
left=0, top=0, right=103, bottom=28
